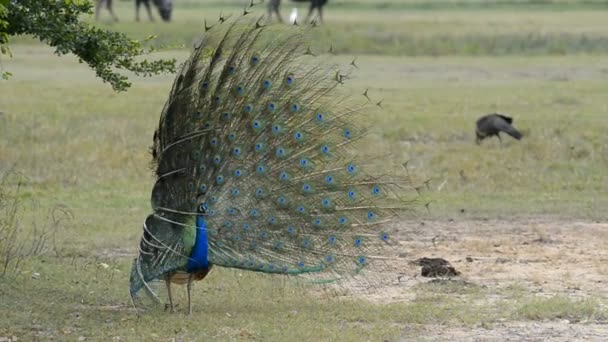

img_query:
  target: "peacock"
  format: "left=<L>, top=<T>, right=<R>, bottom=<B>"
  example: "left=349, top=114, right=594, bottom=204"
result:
left=129, top=8, right=416, bottom=314
left=475, top=113, right=523, bottom=145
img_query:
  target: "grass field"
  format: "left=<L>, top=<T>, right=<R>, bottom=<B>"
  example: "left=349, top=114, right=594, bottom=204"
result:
left=1, top=1, right=608, bottom=340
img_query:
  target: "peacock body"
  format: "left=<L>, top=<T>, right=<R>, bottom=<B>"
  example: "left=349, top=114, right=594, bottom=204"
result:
left=130, top=10, right=415, bottom=313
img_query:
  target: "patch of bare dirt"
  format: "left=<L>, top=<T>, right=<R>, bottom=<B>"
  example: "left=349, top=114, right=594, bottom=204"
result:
left=356, top=218, right=608, bottom=339
left=366, top=218, right=608, bottom=302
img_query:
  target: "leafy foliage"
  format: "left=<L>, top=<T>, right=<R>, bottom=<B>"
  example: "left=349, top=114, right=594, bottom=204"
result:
left=0, top=0, right=176, bottom=91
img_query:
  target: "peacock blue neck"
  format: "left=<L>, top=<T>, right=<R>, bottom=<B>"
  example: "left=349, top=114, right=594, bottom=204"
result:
left=186, top=215, right=210, bottom=273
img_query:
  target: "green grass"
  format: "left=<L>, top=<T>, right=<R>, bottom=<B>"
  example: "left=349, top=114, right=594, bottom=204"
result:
left=12, top=2, right=608, bottom=55
left=1, top=1, right=608, bottom=340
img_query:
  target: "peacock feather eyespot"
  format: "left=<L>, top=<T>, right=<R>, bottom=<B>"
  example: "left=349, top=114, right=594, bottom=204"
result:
left=222, top=112, right=231, bottom=121
left=199, top=163, right=207, bottom=172
left=256, top=164, right=266, bottom=174
left=372, top=185, right=381, bottom=195
left=200, top=184, right=208, bottom=193
left=339, top=216, right=348, bottom=225
left=228, top=207, right=237, bottom=215
left=210, top=137, right=219, bottom=146
left=213, top=95, right=221, bottom=104
left=191, top=150, right=201, bottom=160
left=250, top=208, right=259, bottom=217
left=302, top=239, right=311, bottom=248
left=200, top=81, right=209, bottom=91
left=277, top=196, right=288, bottom=206
left=255, top=142, right=264, bottom=152
left=321, top=145, right=330, bottom=155
left=357, top=256, right=367, bottom=265
left=272, top=124, right=282, bottom=134
left=313, top=218, right=323, bottom=227
left=325, top=175, right=334, bottom=185
left=285, top=73, right=295, bottom=85
left=244, top=104, right=253, bottom=113
left=262, top=79, right=271, bottom=89
left=234, top=169, right=243, bottom=177
left=268, top=216, right=277, bottom=225
left=299, top=158, right=311, bottom=169
left=298, top=261, right=305, bottom=268
left=291, top=103, right=300, bottom=112
left=210, top=196, right=218, bottom=203
left=216, top=175, right=225, bottom=184
left=348, top=189, right=357, bottom=199
left=296, top=205, right=307, bottom=214
left=294, top=131, right=304, bottom=141
left=250, top=53, right=260, bottom=66
left=326, top=255, right=334, bottom=263
left=260, top=231, right=268, bottom=239
left=255, top=187, right=265, bottom=198
left=228, top=65, right=236, bottom=75
left=328, top=235, right=336, bottom=244
left=224, top=220, right=232, bottom=228
left=252, top=120, right=262, bottom=130
left=367, top=211, right=375, bottom=220
left=243, top=223, right=250, bottom=231
left=302, top=183, right=312, bottom=193
left=231, top=188, right=240, bottom=196
left=268, top=102, right=276, bottom=112
left=213, top=155, right=221, bottom=165
left=316, top=113, right=324, bottom=122
left=321, top=198, right=331, bottom=207
left=276, top=147, right=287, bottom=158
left=347, top=163, right=357, bottom=174
left=203, top=122, right=212, bottom=129
left=228, top=132, right=237, bottom=141
left=279, top=171, right=290, bottom=181
left=233, top=147, right=242, bottom=156
left=343, top=129, right=352, bottom=139
left=354, top=237, right=362, bottom=247
left=380, top=232, right=389, bottom=242
left=235, top=85, right=245, bottom=96
left=194, top=111, right=202, bottom=119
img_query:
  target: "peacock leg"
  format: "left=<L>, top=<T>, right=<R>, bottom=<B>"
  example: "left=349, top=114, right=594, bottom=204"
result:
left=187, top=274, right=194, bottom=315
left=165, top=277, right=174, bottom=313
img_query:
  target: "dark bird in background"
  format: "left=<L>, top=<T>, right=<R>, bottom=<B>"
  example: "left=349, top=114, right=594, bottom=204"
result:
left=475, top=113, right=523, bottom=145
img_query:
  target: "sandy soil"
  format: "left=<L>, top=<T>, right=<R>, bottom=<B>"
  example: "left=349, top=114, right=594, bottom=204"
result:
left=376, top=217, right=608, bottom=340
left=393, top=218, right=608, bottom=299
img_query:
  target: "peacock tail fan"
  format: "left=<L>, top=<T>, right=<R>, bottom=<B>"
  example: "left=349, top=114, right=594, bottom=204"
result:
left=130, top=10, right=420, bottom=303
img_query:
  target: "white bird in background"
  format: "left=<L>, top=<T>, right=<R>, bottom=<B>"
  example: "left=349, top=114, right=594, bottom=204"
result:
left=289, top=8, right=298, bottom=25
